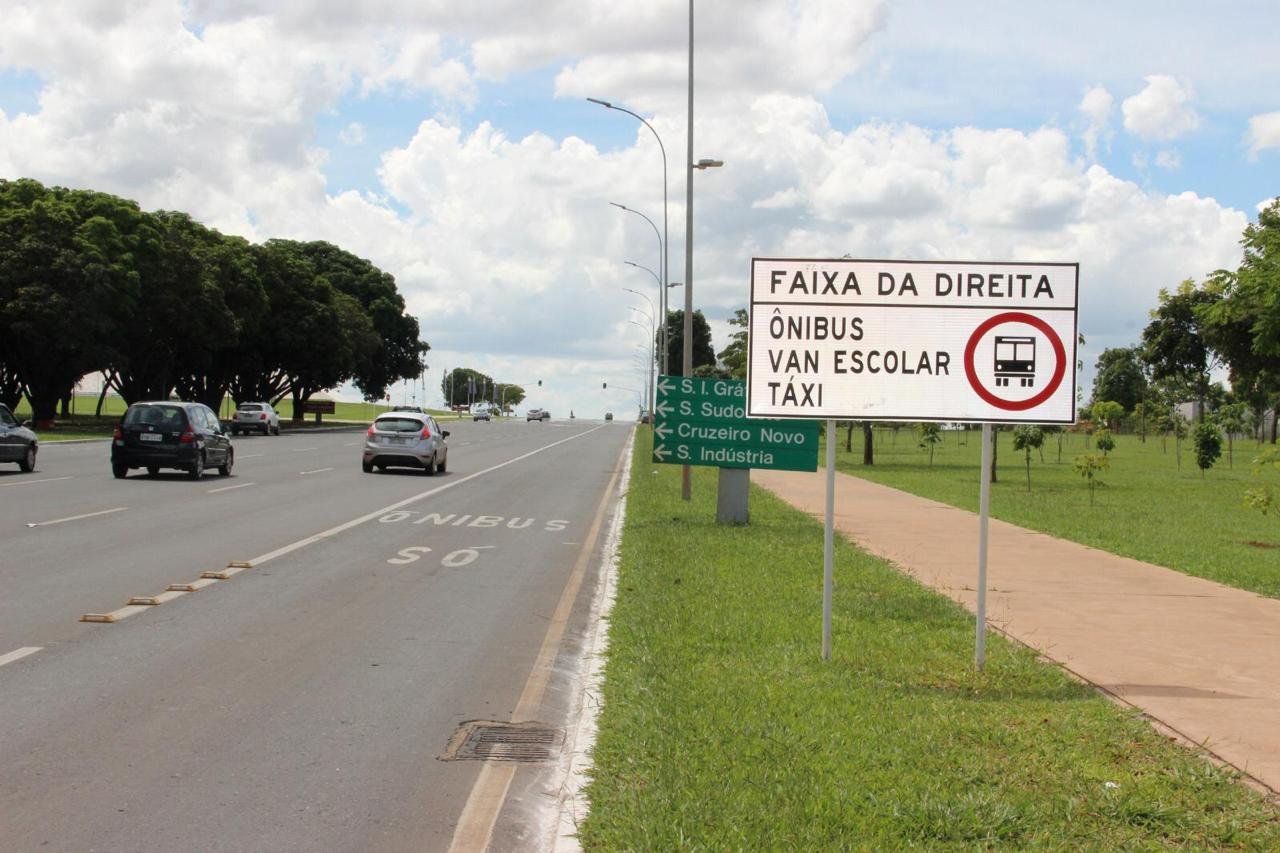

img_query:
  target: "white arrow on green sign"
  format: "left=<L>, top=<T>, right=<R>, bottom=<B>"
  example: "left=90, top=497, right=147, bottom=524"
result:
left=651, top=375, right=819, bottom=472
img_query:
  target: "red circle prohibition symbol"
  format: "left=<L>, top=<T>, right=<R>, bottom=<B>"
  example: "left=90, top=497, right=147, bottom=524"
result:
left=964, top=312, right=1067, bottom=411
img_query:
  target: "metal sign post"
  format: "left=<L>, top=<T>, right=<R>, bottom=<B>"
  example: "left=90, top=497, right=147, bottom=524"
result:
left=822, top=419, right=835, bottom=661
left=976, top=423, right=993, bottom=670
left=745, top=257, right=1078, bottom=665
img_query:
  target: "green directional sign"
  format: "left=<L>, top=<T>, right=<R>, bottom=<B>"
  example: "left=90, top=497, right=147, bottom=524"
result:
left=651, top=375, right=819, bottom=471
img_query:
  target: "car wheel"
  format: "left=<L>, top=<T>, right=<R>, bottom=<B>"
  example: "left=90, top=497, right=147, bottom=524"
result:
left=147, top=465, right=159, bottom=476
left=112, top=462, right=128, bottom=479
left=18, top=444, right=36, bottom=473
left=218, top=447, right=234, bottom=476
left=189, top=453, right=205, bottom=480
left=362, top=459, right=373, bottom=473
left=437, top=452, right=447, bottom=474
left=272, top=424, right=280, bottom=436
left=422, top=455, right=436, bottom=476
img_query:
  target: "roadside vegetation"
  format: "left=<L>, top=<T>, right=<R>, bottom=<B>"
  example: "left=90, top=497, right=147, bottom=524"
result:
left=0, top=178, right=428, bottom=424
left=832, top=428, right=1280, bottom=598
left=580, top=430, right=1280, bottom=848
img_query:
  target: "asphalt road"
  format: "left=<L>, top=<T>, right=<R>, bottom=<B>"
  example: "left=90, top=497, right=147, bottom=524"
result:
left=0, top=417, right=632, bottom=851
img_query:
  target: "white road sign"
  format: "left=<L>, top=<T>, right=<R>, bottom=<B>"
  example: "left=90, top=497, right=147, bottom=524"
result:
left=747, top=258, right=1078, bottom=424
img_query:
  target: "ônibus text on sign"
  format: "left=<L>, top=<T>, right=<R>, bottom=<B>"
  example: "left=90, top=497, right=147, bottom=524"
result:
left=746, top=258, right=1079, bottom=424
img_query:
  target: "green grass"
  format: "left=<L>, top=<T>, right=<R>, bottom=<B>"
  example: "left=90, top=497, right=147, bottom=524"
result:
left=579, top=430, right=1280, bottom=849
left=828, top=427, right=1280, bottom=599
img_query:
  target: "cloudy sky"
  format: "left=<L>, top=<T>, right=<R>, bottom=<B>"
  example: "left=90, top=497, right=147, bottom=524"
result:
left=2, top=0, right=1277, bottom=416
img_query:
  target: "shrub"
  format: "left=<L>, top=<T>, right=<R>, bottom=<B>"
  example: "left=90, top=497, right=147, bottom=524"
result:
left=1012, top=425, right=1045, bottom=491
left=1192, top=422, right=1222, bottom=476
left=1074, top=452, right=1110, bottom=505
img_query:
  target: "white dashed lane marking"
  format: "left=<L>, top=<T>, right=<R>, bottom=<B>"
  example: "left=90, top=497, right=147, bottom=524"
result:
left=0, top=647, right=42, bottom=668
left=1, top=476, right=73, bottom=488
left=27, top=507, right=127, bottom=528
left=299, top=468, right=334, bottom=476
left=208, top=482, right=255, bottom=494
left=290, top=446, right=319, bottom=453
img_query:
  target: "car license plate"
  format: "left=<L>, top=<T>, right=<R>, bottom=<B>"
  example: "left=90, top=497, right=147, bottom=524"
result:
left=391, top=436, right=409, bottom=445
left=140, top=433, right=162, bottom=442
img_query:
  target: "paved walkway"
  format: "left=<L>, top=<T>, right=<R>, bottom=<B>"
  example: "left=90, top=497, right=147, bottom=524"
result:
left=756, top=467, right=1280, bottom=794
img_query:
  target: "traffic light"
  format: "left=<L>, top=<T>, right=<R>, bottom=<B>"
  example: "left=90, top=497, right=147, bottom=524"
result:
left=602, top=382, right=607, bottom=389
left=538, top=379, right=542, bottom=386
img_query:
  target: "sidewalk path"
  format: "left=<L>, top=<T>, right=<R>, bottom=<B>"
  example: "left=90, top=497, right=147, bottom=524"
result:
left=756, top=467, right=1280, bottom=794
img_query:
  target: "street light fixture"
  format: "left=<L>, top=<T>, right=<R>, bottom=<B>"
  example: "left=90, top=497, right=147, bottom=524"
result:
left=609, top=202, right=666, bottom=373
left=627, top=317, right=656, bottom=417
left=681, top=0, right=725, bottom=501
left=589, top=96, right=670, bottom=375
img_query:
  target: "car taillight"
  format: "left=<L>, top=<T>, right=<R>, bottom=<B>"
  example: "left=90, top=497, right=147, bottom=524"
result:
left=367, top=425, right=376, bottom=436
left=112, top=425, right=122, bottom=440
left=260, top=413, right=267, bottom=420
left=179, top=427, right=196, bottom=444
left=420, top=426, right=432, bottom=439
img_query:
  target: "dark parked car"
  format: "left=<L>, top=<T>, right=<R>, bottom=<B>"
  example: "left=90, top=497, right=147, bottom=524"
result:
left=111, top=401, right=233, bottom=480
left=0, top=403, right=37, bottom=472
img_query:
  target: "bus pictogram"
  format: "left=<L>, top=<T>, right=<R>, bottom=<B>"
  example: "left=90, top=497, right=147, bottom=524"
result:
left=993, top=335, right=1036, bottom=387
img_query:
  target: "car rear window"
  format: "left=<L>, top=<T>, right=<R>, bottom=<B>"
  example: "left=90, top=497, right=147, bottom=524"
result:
left=124, top=404, right=187, bottom=427
left=238, top=404, right=263, bottom=412
left=374, top=417, right=424, bottom=432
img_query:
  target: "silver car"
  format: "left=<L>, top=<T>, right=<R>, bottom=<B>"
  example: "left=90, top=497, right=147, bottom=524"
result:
left=362, top=412, right=449, bottom=475
left=231, top=402, right=280, bottom=435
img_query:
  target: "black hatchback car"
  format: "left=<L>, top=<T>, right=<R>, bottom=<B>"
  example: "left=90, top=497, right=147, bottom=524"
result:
left=0, top=403, right=38, bottom=472
left=111, top=401, right=233, bottom=480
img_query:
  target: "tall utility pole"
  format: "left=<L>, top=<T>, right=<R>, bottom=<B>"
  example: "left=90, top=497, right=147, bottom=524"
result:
left=682, top=0, right=694, bottom=501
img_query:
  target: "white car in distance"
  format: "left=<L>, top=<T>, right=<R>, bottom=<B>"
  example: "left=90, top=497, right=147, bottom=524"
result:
left=231, top=402, right=281, bottom=435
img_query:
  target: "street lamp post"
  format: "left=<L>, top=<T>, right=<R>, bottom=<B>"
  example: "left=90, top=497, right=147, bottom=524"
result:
left=681, top=1, right=724, bottom=500
left=624, top=286, right=657, bottom=416
left=628, top=304, right=656, bottom=417
left=624, top=261, right=664, bottom=370
left=609, top=201, right=664, bottom=371
left=627, top=318, right=655, bottom=417
left=588, top=97, right=669, bottom=375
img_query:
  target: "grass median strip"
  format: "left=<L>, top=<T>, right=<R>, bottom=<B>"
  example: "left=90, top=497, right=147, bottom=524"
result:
left=579, top=430, right=1280, bottom=849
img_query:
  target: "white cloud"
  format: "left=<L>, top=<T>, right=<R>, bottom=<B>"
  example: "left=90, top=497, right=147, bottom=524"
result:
left=1154, top=149, right=1181, bottom=170
left=338, top=122, right=366, bottom=146
left=0, top=1, right=1253, bottom=413
left=1245, top=111, right=1280, bottom=157
left=1122, top=74, right=1200, bottom=141
left=1078, top=85, right=1114, bottom=160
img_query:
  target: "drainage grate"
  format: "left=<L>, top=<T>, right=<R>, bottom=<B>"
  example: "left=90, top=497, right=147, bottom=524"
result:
left=442, top=720, right=564, bottom=763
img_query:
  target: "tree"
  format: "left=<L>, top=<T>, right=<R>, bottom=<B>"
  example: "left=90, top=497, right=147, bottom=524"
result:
left=441, top=368, right=494, bottom=408
left=1142, top=280, right=1220, bottom=422
left=1192, top=422, right=1223, bottom=476
left=1200, top=199, right=1280, bottom=443
left=1074, top=453, right=1109, bottom=505
left=918, top=422, right=941, bottom=466
left=1091, top=347, right=1147, bottom=414
left=291, top=241, right=429, bottom=401
left=1012, top=426, right=1044, bottom=491
left=0, top=180, right=131, bottom=424
left=717, top=309, right=748, bottom=379
left=173, top=230, right=267, bottom=411
left=661, top=309, right=715, bottom=376
left=1245, top=448, right=1279, bottom=521
left=497, top=384, right=526, bottom=410
left=1215, top=402, right=1250, bottom=467
left=1093, top=428, right=1115, bottom=456
left=1089, top=400, right=1124, bottom=432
